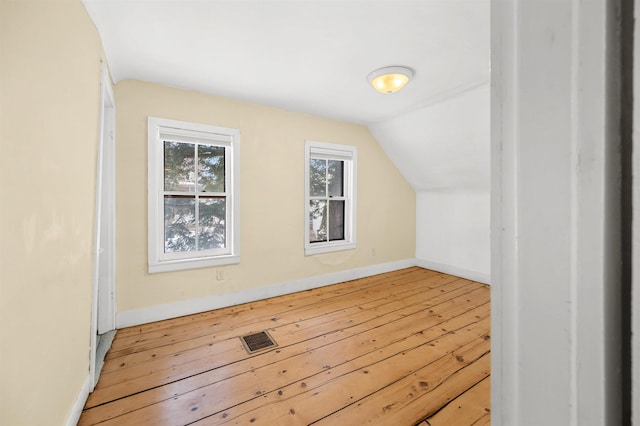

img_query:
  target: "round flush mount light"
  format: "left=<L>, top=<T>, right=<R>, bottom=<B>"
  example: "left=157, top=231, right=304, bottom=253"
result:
left=367, top=66, right=414, bottom=94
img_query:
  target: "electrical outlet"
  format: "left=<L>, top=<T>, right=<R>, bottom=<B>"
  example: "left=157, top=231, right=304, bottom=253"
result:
left=216, top=270, right=224, bottom=281
left=371, top=248, right=376, bottom=257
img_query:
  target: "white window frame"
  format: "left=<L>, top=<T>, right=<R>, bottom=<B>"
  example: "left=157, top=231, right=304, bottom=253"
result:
left=304, top=140, right=357, bottom=256
left=148, top=116, right=240, bottom=273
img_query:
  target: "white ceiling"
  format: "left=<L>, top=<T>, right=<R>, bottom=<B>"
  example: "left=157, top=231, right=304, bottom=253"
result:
left=83, top=0, right=490, bottom=191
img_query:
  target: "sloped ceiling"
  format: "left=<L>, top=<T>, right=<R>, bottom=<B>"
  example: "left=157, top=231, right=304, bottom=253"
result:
left=370, top=83, right=489, bottom=192
left=83, top=0, right=490, bottom=192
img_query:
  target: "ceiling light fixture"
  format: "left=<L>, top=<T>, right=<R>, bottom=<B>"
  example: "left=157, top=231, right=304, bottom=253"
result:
left=367, top=66, right=414, bottom=94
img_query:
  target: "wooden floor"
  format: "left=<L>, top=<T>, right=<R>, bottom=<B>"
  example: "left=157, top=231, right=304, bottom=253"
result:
left=80, top=267, right=490, bottom=425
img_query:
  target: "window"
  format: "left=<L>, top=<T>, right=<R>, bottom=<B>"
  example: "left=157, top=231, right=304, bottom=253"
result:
left=305, top=140, right=357, bottom=255
left=148, top=117, right=240, bottom=273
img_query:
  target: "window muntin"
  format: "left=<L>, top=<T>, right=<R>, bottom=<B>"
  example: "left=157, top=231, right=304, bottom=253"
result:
left=305, top=141, right=357, bottom=255
left=148, top=117, right=239, bottom=273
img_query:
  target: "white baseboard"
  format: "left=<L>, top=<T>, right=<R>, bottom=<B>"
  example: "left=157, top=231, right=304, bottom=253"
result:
left=416, top=258, right=491, bottom=285
left=117, top=258, right=417, bottom=328
left=66, top=374, right=91, bottom=426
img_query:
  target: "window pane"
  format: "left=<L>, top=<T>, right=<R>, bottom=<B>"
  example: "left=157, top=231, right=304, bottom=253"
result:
left=198, top=145, right=225, bottom=193
left=164, top=142, right=195, bottom=192
left=328, top=160, right=344, bottom=197
left=309, top=200, right=327, bottom=243
left=329, top=200, right=345, bottom=241
left=164, top=196, right=196, bottom=252
left=309, top=158, right=326, bottom=197
left=199, top=197, right=226, bottom=250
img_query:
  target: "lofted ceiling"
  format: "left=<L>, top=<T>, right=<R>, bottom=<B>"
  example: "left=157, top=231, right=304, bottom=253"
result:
left=83, top=0, right=490, bottom=192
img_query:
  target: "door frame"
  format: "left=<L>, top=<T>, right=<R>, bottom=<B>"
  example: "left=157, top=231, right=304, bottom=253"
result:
left=90, top=61, right=116, bottom=388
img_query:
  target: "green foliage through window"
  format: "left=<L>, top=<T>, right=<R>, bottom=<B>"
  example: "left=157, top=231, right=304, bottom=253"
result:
left=163, top=141, right=226, bottom=253
left=308, top=158, right=346, bottom=244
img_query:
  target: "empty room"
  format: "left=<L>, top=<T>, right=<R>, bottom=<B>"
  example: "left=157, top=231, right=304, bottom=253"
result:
left=1, top=0, right=634, bottom=425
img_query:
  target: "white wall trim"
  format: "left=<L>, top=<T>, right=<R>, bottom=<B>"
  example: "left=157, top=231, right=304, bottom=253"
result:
left=492, top=0, right=618, bottom=423
left=304, top=140, right=358, bottom=256
left=66, top=374, right=91, bottom=426
left=117, top=258, right=416, bottom=328
left=415, top=258, right=490, bottom=285
left=634, top=0, right=640, bottom=417
left=147, top=116, right=241, bottom=274
left=491, top=0, right=521, bottom=423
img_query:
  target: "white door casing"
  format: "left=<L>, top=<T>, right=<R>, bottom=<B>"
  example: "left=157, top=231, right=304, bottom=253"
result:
left=90, top=61, right=116, bottom=388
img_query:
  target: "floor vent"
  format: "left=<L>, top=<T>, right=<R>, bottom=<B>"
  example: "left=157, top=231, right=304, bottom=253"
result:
left=240, top=331, right=277, bottom=354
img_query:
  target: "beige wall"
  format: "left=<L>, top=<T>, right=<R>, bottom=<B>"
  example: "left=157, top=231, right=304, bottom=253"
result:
left=0, top=1, right=105, bottom=424
left=116, top=80, right=416, bottom=312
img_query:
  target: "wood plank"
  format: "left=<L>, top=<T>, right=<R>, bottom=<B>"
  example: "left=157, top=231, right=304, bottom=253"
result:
left=425, top=377, right=491, bottom=426
left=311, top=348, right=491, bottom=425
left=85, top=281, right=484, bottom=409
left=108, top=269, right=448, bottom=357
left=104, top=270, right=458, bottom=366
left=112, top=268, right=429, bottom=341
left=470, top=413, right=491, bottom=425
left=79, top=268, right=491, bottom=426
left=100, top=275, right=469, bottom=382
left=90, top=277, right=476, bottom=397
left=196, top=318, right=490, bottom=425
left=85, top=303, right=488, bottom=425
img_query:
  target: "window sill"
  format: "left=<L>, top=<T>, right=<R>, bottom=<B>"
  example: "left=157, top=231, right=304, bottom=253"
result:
left=149, top=255, right=240, bottom=274
left=304, top=242, right=356, bottom=256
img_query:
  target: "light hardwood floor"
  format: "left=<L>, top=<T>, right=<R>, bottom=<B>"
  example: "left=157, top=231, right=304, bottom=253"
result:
left=80, top=267, right=490, bottom=425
